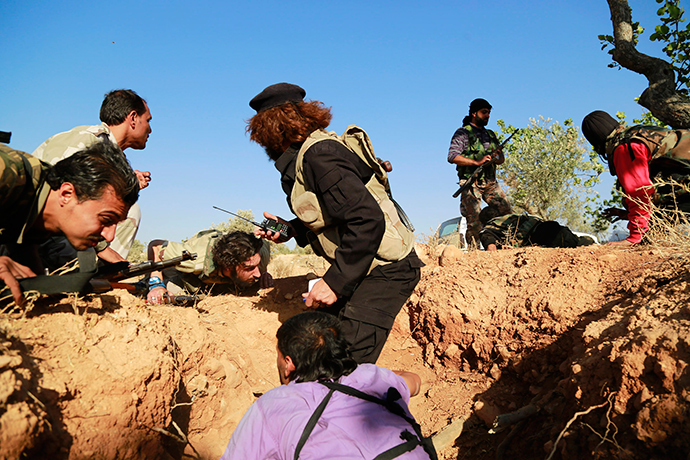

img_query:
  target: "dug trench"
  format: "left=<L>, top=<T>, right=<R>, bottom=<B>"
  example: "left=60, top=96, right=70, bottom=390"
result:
left=1, top=244, right=688, bottom=459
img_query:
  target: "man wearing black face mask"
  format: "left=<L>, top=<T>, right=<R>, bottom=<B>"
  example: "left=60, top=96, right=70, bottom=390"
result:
left=447, top=98, right=512, bottom=247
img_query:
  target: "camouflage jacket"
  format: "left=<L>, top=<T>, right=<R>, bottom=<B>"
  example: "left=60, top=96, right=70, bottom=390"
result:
left=32, top=123, right=118, bottom=164
left=448, top=125, right=500, bottom=181
left=479, top=213, right=543, bottom=249
left=32, top=123, right=136, bottom=256
left=604, top=125, right=690, bottom=208
left=161, top=229, right=271, bottom=289
left=0, top=144, right=51, bottom=245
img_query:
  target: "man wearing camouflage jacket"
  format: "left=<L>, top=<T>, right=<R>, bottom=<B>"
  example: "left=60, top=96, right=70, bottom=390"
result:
left=32, top=89, right=152, bottom=266
left=0, top=142, right=139, bottom=305
left=447, top=98, right=512, bottom=247
left=582, top=110, right=690, bottom=246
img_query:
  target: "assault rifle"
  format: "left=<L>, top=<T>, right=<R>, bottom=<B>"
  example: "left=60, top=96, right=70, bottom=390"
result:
left=89, top=250, right=197, bottom=293
left=452, top=129, right=519, bottom=199
left=15, top=251, right=197, bottom=296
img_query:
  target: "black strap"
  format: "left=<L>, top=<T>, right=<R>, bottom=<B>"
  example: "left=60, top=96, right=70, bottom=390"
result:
left=374, top=431, right=420, bottom=460
left=292, top=381, right=437, bottom=460
left=293, top=388, right=335, bottom=460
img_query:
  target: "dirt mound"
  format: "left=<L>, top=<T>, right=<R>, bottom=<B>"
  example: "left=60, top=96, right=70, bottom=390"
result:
left=1, top=248, right=689, bottom=459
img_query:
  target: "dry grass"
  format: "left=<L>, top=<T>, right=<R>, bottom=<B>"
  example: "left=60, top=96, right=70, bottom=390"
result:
left=633, top=178, right=690, bottom=259
left=267, top=254, right=329, bottom=279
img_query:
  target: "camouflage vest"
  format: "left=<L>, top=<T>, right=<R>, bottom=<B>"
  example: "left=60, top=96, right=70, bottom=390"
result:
left=605, top=125, right=690, bottom=206
left=485, top=213, right=543, bottom=247
left=0, top=144, right=51, bottom=244
left=456, top=125, right=500, bottom=181
left=290, top=126, right=415, bottom=273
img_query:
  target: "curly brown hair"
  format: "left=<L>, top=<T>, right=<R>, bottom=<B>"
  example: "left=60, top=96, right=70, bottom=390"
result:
left=211, top=231, right=264, bottom=274
left=246, top=101, right=333, bottom=160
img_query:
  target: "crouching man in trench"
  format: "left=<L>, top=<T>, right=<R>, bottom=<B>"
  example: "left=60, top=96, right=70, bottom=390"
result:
left=220, top=311, right=436, bottom=460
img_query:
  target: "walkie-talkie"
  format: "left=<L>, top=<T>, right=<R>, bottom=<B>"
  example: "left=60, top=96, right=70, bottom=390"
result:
left=213, top=206, right=292, bottom=241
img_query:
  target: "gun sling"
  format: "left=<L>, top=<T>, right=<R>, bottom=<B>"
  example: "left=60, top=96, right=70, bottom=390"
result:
left=293, top=381, right=437, bottom=460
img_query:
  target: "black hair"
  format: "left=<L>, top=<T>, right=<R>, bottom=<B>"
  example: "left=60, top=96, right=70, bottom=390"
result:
left=276, top=311, right=357, bottom=383
left=479, top=206, right=504, bottom=226
left=211, top=231, right=264, bottom=272
left=45, top=141, right=139, bottom=207
left=99, top=89, right=148, bottom=125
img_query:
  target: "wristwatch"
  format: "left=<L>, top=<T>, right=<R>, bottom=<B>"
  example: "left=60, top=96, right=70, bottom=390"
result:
left=148, top=276, right=165, bottom=291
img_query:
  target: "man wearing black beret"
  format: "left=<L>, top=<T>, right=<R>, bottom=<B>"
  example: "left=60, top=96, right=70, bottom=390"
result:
left=447, top=98, right=512, bottom=247
left=246, top=83, right=423, bottom=364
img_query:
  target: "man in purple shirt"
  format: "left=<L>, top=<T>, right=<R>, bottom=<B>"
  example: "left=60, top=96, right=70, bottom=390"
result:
left=221, top=312, right=436, bottom=460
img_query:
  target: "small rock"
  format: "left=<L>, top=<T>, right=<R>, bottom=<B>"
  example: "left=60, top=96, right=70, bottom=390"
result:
left=473, top=399, right=501, bottom=428
left=440, top=245, right=463, bottom=267
left=0, top=354, right=21, bottom=370
left=284, top=293, right=294, bottom=300
left=489, top=364, right=502, bottom=380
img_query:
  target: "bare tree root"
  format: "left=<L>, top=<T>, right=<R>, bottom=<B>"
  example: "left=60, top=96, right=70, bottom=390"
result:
left=546, top=397, right=612, bottom=460
left=582, top=393, right=624, bottom=455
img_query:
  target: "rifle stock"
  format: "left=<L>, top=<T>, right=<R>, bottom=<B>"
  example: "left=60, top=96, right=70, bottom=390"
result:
left=452, top=163, right=488, bottom=198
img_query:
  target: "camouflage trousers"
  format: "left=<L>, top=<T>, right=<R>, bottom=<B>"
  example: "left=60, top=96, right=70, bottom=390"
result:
left=460, top=178, right=512, bottom=246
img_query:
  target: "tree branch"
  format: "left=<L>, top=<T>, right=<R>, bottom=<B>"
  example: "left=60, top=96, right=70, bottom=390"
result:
left=606, top=0, right=690, bottom=128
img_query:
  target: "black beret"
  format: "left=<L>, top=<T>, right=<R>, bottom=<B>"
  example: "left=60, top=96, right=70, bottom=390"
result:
left=469, top=98, right=492, bottom=114
left=250, top=83, right=306, bottom=113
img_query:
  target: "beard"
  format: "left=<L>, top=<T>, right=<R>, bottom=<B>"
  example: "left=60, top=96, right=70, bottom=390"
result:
left=474, top=117, right=489, bottom=127
left=232, top=276, right=258, bottom=290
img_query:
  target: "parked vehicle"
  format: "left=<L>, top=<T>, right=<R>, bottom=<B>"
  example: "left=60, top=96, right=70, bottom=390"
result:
left=435, top=216, right=467, bottom=248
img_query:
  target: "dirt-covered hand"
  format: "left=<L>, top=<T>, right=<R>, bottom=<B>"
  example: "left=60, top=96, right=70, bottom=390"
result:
left=259, top=272, right=274, bottom=289
left=0, top=256, right=36, bottom=306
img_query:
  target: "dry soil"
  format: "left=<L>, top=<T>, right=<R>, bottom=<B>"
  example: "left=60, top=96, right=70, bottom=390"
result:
left=1, top=245, right=689, bottom=459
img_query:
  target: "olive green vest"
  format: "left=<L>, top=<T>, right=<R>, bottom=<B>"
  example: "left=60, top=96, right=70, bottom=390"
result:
left=456, top=125, right=500, bottom=181
left=290, top=126, right=415, bottom=273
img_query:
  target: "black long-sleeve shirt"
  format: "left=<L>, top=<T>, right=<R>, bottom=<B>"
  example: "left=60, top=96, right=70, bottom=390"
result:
left=274, top=138, right=386, bottom=297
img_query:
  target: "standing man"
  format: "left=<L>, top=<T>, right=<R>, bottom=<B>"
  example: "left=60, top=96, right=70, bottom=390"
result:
left=145, top=230, right=273, bottom=304
left=32, top=89, right=152, bottom=265
left=582, top=110, right=690, bottom=246
left=221, top=311, right=435, bottom=460
left=246, top=83, right=423, bottom=364
left=0, top=141, right=139, bottom=305
left=447, top=98, right=512, bottom=247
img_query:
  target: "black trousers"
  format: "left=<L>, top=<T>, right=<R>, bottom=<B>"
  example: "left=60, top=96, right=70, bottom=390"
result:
left=321, top=250, right=423, bottom=364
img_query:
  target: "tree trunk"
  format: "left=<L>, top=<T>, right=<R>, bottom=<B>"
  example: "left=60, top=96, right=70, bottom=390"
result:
left=606, top=0, right=690, bottom=128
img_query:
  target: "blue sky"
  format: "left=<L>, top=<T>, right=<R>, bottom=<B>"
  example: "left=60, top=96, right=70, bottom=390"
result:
left=1, top=0, right=670, bottom=244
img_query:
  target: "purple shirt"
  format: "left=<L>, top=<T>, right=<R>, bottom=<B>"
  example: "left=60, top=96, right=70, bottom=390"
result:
left=220, top=364, right=428, bottom=459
